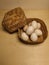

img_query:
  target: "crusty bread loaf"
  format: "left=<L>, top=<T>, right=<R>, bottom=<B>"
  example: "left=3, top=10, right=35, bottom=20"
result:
left=2, top=7, right=26, bottom=33
left=18, top=18, right=48, bottom=45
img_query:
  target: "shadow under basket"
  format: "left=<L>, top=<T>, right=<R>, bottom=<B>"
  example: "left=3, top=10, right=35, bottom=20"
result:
left=18, top=18, right=48, bottom=45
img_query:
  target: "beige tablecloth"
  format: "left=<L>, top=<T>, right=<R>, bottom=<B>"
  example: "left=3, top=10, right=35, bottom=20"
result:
left=0, top=10, right=49, bottom=65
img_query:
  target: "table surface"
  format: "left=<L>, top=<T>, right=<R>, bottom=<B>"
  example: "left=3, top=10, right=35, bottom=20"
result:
left=0, top=10, right=49, bottom=65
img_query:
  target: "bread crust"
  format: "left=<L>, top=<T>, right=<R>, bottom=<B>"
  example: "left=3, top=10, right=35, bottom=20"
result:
left=2, top=7, right=26, bottom=33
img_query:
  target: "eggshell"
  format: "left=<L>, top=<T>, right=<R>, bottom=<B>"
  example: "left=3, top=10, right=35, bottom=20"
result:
left=37, top=23, right=41, bottom=29
left=35, top=29, right=42, bottom=36
left=21, top=32, right=29, bottom=41
left=26, top=26, right=34, bottom=35
left=32, top=21, right=38, bottom=29
left=30, top=33, right=38, bottom=42
left=23, top=25, right=28, bottom=31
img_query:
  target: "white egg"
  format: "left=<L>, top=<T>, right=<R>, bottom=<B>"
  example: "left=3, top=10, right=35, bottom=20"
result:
left=21, top=32, right=29, bottom=41
left=26, top=26, right=34, bottom=35
left=37, top=23, right=41, bottom=29
left=23, top=25, right=28, bottom=31
left=30, top=33, right=38, bottom=42
left=32, top=21, right=38, bottom=29
left=35, top=29, right=42, bottom=36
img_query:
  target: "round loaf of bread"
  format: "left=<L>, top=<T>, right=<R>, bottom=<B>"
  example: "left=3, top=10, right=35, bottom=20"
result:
left=2, top=7, right=26, bottom=33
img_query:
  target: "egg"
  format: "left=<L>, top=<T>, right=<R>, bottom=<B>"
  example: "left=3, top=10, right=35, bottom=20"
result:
left=37, top=23, right=41, bottom=29
left=21, top=32, right=29, bottom=41
left=30, top=33, right=38, bottom=42
left=26, top=26, right=34, bottom=35
left=32, top=21, right=38, bottom=29
left=23, top=25, right=28, bottom=31
left=35, top=29, right=42, bottom=36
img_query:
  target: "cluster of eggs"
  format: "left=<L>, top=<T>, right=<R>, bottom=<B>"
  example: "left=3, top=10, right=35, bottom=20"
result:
left=21, top=21, right=43, bottom=42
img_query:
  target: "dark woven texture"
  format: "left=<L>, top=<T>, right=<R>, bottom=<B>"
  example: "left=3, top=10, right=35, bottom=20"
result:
left=18, top=18, right=48, bottom=45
